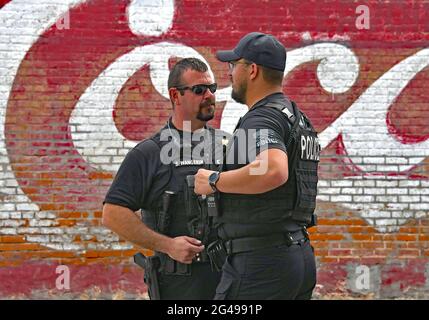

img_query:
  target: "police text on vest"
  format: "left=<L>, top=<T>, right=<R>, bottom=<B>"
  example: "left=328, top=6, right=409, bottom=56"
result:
left=300, top=135, right=320, bottom=161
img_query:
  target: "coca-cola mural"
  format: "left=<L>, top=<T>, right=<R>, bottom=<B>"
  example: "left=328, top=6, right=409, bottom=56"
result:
left=0, top=0, right=428, bottom=298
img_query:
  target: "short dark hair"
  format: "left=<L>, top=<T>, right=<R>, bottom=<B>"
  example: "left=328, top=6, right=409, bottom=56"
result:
left=260, top=65, right=284, bottom=85
left=168, top=57, right=209, bottom=89
left=242, top=59, right=284, bottom=86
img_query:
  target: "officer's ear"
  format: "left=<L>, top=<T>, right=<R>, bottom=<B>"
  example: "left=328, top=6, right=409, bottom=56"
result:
left=249, top=63, right=259, bottom=81
left=169, top=87, right=181, bottom=108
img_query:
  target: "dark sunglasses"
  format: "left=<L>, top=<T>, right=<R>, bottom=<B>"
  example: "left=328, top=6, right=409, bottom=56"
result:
left=175, top=83, right=217, bottom=95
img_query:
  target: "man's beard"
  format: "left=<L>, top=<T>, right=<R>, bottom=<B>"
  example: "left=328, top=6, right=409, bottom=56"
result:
left=231, top=79, right=247, bottom=105
left=196, top=99, right=215, bottom=122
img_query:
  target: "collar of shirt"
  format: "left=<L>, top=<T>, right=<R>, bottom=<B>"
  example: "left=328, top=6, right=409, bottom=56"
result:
left=248, top=92, right=286, bottom=111
left=167, top=117, right=208, bottom=137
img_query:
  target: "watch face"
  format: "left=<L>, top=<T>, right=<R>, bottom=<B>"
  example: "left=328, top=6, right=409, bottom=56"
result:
left=209, top=172, right=219, bottom=184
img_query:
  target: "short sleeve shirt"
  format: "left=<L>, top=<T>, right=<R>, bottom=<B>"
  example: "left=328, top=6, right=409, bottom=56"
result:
left=224, top=92, right=292, bottom=171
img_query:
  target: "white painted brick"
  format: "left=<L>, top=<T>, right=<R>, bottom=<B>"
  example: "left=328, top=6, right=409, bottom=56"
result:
left=410, top=203, right=429, bottom=210
left=16, top=203, right=39, bottom=211
left=363, top=157, right=385, bottom=164
left=376, top=196, right=398, bottom=202
left=87, top=243, right=112, bottom=250
left=349, top=157, right=363, bottom=164
left=88, top=117, right=110, bottom=125
left=409, top=188, right=429, bottom=195
left=342, top=188, right=363, bottom=194
left=5, top=179, right=18, bottom=187
left=344, top=203, right=364, bottom=210
left=416, top=211, right=429, bottom=219
left=35, top=211, right=57, bottom=219
left=26, top=235, right=50, bottom=243
left=385, top=226, right=401, bottom=232
left=375, top=219, right=398, bottom=226
left=117, top=149, right=130, bottom=156
left=353, top=180, right=375, bottom=187
left=399, top=180, right=420, bottom=187
left=50, top=235, right=73, bottom=243
left=17, top=227, right=40, bottom=234
left=422, top=196, right=429, bottom=202
left=105, top=141, right=123, bottom=148
left=361, top=211, right=391, bottom=218
left=10, top=212, right=22, bottom=219
left=317, top=180, right=330, bottom=187
left=0, top=171, right=15, bottom=179
left=40, top=227, right=64, bottom=234
left=392, top=211, right=414, bottom=219
left=318, top=188, right=341, bottom=195
left=386, top=188, right=408, bottom=195
left=316, top=195, right=330, bottom=202
left=385, top=157, right=408, bottom=164
left=0, top=228, right=17, bottom=235
left=0, top=204, right=15, bottom=211
left=44, top=244, right=64, bottom=251
left=29, top=219, right=56, bottom=227
left=363, top=188, right=386, bottom=195
left=331, top=195, right=352, bottom=202
left=90, top=156, right=111, bottom=164
left=377, top=165, right=398, bottom=172
left=92, top=243, right=111, bottom=250
left=0, top=220, right=25, bottom=227
left=331, top=180, right=353, bottom=187
left=96, top=234, right=120, bottom=242
left=353, top=196, right=374, bottom=202
left=103, top=149, right=118, bottom=156
left=63, top=244, right=85, bottom=251
left=387, top=203, right=409, bottom=210
left=65, top=227, right=89, bottom=235
left=368, top=203, right=385, bottom=210
left=421, top=181, right=429, bottom=187
left=0, top=212, right=10, bottom=219
left=90, top=227, right=113, bottom=235
left=399, top=165, right=414, bottom=171
left=111, top=243, right=133, bottom=250
left=399, top=196, right=420, bottom=203
left=11, top=195, right=31, bottom=202
left=87, top=243, right=98, bottom=250
left=376, top=180, right=398, bottom=187
left=22, top=212, right=34, bottom=219
left=2, top=189, right=18, bottom=196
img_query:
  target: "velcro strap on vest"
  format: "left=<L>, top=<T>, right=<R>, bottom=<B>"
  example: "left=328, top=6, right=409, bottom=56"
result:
left=224, top=229, right=308, bottom=255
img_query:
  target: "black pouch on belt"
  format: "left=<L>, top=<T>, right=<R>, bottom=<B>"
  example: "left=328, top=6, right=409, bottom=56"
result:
left=206, top=239, right=227, bottom=272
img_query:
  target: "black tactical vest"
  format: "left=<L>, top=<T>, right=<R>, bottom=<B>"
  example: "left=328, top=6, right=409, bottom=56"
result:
left=218, top=97, right=320, bottom=231
left=142, top=125, right=224, bottom=245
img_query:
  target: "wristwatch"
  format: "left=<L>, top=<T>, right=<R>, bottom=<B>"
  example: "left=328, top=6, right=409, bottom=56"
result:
left=208, top=171, right=221, bottom=192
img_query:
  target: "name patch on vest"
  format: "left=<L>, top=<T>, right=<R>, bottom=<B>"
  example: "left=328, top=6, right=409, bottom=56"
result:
left=300, top=135, right=321, bottom=161
left=174, top=159, right=205, bottom=167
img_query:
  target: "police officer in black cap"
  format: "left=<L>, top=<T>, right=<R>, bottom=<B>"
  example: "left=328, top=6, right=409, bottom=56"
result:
left=195, top=32, right=320, bottom=299
left=103, top=58, right=229, bottom=299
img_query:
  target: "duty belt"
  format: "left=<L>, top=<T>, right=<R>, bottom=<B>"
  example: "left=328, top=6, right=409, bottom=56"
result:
left=224, top=228, right=309, bottom=255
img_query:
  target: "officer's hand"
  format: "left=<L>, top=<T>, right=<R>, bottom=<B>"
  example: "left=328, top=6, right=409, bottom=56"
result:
left=167, top=236, right=205, bottom=264
left=194, top=169, right=214, bottom=195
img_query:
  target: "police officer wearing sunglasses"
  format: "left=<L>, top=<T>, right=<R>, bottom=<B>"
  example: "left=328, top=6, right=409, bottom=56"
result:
left=195, top=32, right=320, bottom=299
left=103, top=58, right=230, bottom=299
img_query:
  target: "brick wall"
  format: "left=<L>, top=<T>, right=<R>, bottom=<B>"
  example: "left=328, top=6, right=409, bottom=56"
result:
left=0, top=0, right=428, bottom=299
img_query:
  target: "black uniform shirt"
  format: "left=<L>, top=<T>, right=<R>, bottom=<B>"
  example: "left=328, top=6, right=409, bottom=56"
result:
left=219, top=92, right=302, bottom=238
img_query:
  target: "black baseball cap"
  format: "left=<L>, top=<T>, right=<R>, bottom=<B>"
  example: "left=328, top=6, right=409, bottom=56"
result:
left=216, top=32, right=286, bottom=71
